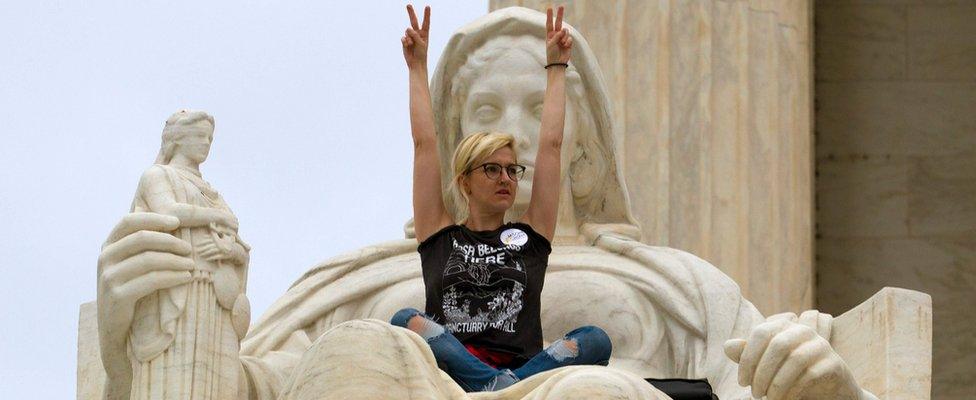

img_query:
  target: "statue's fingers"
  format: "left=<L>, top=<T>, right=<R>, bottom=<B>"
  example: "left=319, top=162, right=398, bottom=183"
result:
left=115, top=270, right=194, bottom=301
left=100, top=230, right=190, bottom=267
left=798, top=310, right=818, bottom=328
left=751, top=325, right=815, bottom=399
left=104, top=251, right=195, bottom=287
left=103, top=212, right=179, bottom=247
left=780, top=353, right=839, bottom=400
left=200, top=247, right=220, bottom=259
left=766, top=312, right=797, bottom=323
left=724, top=339, right=746, bottom=363
left=738, top=319, right=788, bottom=387
left=766, top=340, right=826, bottom=400
left=818, top=312, right=833, bottom=340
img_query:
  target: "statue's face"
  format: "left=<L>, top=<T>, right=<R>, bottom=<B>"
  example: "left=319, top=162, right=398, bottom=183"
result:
left=174, top=123, right=214, bottom=164
left=459, top=47, right=579, bottom=210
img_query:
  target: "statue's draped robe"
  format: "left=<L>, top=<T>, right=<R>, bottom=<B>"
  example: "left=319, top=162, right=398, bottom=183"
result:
left=240, top=228, right=765, bottom=399
left=129, top=164, right=244, bottom=400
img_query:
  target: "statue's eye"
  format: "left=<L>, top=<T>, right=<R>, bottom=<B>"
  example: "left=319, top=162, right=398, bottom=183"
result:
left=474, top=104, right=500, bottom=123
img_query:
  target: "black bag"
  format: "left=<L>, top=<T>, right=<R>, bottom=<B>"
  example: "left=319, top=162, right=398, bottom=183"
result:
left=644, top=378, right=718, bottom=400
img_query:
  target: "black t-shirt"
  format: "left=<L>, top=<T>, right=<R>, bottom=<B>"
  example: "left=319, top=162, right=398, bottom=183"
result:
left=418, top=222, right=552, bottom=364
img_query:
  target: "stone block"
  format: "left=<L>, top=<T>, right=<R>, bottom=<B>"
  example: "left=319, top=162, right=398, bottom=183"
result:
left=818, top=237, right=975, bottom=399
left=831, top=287, right=932, bottom=400
left=908, top=153, right=976, bottom=237
left=817, top=157, right=910, bottom=238
left=908, top=5, right=976, bottom=80
left=77, top=301, right=105, bottom=400
left=816, top=82, right=976, bottom=157
left=815, top=5, right=907, bottom=81
left=818, top=0, right=975, bottom=4
left=816, top=82, right=906, bottom=157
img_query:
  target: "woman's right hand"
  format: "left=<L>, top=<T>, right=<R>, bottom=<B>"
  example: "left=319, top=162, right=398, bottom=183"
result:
left=401, top=4, right=430, bottom=70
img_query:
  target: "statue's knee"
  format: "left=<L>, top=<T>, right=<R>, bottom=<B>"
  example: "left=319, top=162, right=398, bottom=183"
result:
left=390, top=307, right=422, bottom=328
left=567, top=325, right=612, bottom=364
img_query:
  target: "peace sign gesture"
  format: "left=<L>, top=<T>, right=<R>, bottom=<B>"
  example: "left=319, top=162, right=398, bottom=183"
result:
left=546, top=6, right=573, bottom=64
left=401, top=4, right=431, bottom=70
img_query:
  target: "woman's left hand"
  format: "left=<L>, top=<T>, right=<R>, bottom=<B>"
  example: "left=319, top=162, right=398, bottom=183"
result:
left=546, top=6, right=573, bottom=64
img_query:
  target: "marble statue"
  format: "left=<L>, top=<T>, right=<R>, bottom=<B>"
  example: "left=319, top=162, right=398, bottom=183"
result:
left=87, top=7, right=930, bottom=400
left=97, top=110, right=250, bottom=400
left=238, top=7, right=876, bottom=400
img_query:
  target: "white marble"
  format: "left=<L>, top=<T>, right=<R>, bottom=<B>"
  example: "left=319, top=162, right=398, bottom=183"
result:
left=95, top=110, right=250, bottom=400
left=831, top=288, right=933, bottom=399
left=81, top=7, right=931, bottom=400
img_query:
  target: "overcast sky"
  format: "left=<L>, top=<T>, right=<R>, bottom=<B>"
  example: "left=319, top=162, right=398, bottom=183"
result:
left=0, top=2, right=487, bottom=397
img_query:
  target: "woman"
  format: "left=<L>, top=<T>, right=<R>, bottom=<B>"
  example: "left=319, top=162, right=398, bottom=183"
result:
left=392, top=4, right=611, bottom=392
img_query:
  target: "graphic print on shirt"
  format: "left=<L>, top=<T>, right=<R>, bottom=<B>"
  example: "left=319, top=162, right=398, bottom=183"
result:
left=441, top=235, right=527, bottom=334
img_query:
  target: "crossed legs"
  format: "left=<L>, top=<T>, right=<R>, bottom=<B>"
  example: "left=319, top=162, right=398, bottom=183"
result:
left=390, top=308, right=612, bottom=392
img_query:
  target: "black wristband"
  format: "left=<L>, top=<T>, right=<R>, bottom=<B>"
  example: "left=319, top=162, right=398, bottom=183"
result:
left=545, top=62, right=569, bottom=69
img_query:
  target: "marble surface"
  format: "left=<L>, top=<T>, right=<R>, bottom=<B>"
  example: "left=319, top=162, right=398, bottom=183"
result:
left=490, top=0, right=815, bottom=316
left=815, top=3, right=976, bottom=398
left=77, top=302, right=103, bottom=400
left=908, top=5, right=976, bottom=80
left=832, top=288, right=932, bottom=399
left=816, top=5, right=906, bottom=81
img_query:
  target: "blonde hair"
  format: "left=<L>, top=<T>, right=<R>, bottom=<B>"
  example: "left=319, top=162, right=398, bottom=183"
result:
left=450, top=132, right=517, bottom=214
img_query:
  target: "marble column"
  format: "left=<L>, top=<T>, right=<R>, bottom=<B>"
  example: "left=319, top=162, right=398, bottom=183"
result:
left=490, top=0, right=815, bottom=315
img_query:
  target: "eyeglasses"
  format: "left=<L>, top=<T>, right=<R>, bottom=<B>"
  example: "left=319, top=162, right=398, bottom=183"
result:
left=468, top=163, right=526, bottom=181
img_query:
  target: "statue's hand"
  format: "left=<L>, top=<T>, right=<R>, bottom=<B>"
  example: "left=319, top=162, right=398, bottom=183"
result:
left=723, top=319, right=861, bottom=400
left=96, top=213, right=194, bottom=384
left=765, top=310, right=833, bottom=340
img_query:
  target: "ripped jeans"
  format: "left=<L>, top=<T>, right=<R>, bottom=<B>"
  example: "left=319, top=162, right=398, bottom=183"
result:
left=391, top=307, right=612, bottom=392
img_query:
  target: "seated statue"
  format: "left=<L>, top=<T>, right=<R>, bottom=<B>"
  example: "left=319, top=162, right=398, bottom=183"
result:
left=236, top=7, right=877, bottom=400
left=90, top=7, right=929, bottom=400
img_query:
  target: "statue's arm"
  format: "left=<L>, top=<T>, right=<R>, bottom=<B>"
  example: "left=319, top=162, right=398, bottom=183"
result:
left=139, top=166, right=237, bottom=229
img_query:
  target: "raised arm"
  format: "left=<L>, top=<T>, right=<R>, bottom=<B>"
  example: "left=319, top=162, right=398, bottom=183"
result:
left=522, top=6, right=573, bottom=241
left=403, top=4, right=452, bottom=242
